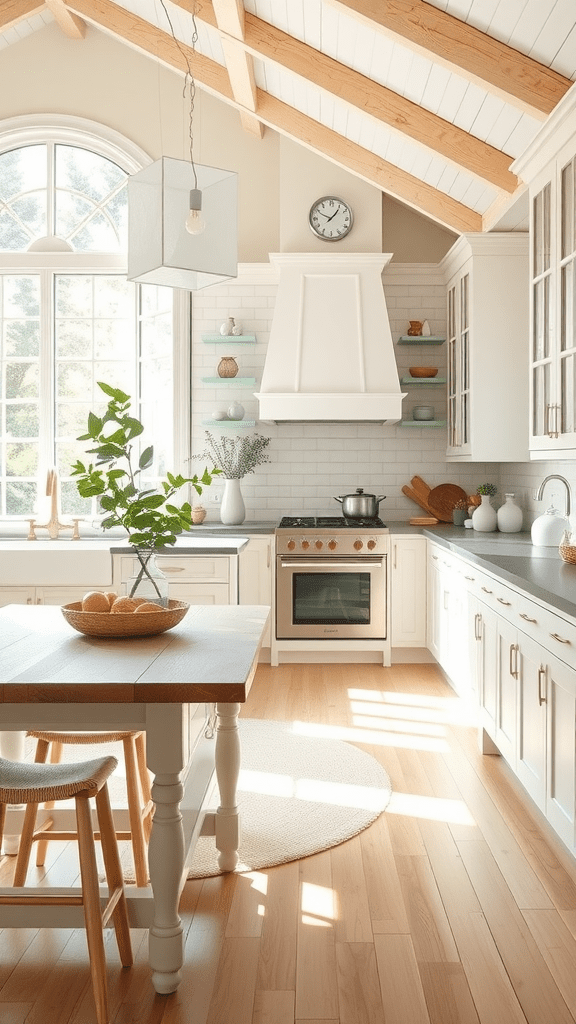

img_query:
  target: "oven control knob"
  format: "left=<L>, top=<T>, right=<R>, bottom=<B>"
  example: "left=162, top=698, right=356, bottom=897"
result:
left=353, top=539, right=363, bottom=551
left=367, top=539, right=377, bottom=550
left=315, top=539, right=323, bottom=549
left=328, top=539, right=337, bottom=550
left=287, top=539, right=296, bottom=551
left=301, top=539, right=310, bottom=550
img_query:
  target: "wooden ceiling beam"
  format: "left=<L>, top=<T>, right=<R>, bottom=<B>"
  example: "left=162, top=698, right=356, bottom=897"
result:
left=64, top=0, right=482, bottom=232
left=174, top=0, right=517, bottom=194
left=328, top=0, right=570, bottom=118
left=211, top=0, right=264, bottom=138
left=0, top=0, right=45, bottom=31
left=45, top=0, right=85, bottom=38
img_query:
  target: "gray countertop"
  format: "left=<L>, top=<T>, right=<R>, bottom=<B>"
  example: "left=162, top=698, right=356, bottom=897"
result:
left=421, top=526, right=576, bottom=621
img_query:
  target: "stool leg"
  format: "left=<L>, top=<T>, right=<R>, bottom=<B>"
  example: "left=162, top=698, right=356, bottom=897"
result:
left=35, top=739, right=62, bottom=867
left=75, top=793, right=109, bottom=1024
left=12, top=800, right=39, bottom=886
left=96, top=784, right=133, bottom=968
left=123, top=737, right=148, bottom=887
left=135, top=733, right=153, bottom=843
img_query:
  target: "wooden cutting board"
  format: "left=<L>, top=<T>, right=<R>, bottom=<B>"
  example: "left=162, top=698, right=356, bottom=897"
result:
left=427, top=483, right=468, bottom=522
left=402, top=484, right=437, bottom=517
left=411, top=475, right=431, bottom=501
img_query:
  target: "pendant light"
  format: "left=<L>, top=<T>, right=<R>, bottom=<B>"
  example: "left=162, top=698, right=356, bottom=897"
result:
left=127, top=2, right=238, bottom=290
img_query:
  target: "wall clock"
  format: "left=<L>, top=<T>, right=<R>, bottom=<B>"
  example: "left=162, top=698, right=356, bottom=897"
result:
left=308, top=196, right=353, bottom=241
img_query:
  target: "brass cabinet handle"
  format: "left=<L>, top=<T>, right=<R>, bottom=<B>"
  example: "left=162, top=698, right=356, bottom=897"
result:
left=538, top=665, right=547, bottom=705
left=520, top=612, right=537, bottom=623
left=497, top=597, right=511, bottom=606
left=475, top=612, right=482, bottom=641
left=481, top=586, right=492, bottom=594
left=550, top=632, right=570, bottom=644
left=465, top=575, right=475, bottom=581
left=509, top=643, right=519, bottom=678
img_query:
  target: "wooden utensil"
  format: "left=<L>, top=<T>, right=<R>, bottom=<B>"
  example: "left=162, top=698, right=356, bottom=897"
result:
left=411, top=476, right=432, bottom=504
left=427, top=483, right=468, bottom=522
left=402, top=484, right=437, bottom=517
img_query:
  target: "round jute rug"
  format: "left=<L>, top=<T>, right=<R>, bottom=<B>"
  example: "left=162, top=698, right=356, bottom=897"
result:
left=185, top=718, right=392, bottom=878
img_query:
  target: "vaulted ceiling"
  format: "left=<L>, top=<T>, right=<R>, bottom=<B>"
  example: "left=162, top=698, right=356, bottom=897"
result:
left=3, top=0, right=576, bottom=234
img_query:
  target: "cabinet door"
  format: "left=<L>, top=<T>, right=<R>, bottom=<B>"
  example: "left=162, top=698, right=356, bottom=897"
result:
left=426, top=549, right=443, bottom=662
left=0, top=587, right=35, bottom=606
left=391, top=536, right=426, bottom=646
left=478, top=601, right=498, bottom=742
left=239, top=537, right=272, bottom=646
left=446, top=272, right=470, bottom=457
left=495, top=617, right=518, bottom=767
left=35, top=586, right=92, bottom=605
left=168, top=583, right=229, bottom=605
left=516, top=631, right=547, bottom=810
left=546, top=649, right=576, bottom=851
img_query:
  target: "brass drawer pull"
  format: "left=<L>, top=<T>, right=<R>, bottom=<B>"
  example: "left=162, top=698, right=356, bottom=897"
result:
left=538, top=666, right=547, bottom=706
left=497, top=597, right=511, bottom=606
left=481, top=587, right=492, bottom=594
left=520, top=612, right=537, bottom=623
left=550, top=632, right=570, bottom=644
left=465, top=575, right=475, bottom=581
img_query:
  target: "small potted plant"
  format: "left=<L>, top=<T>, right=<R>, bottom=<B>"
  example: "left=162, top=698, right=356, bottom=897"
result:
left=71, top=382, right=220, bottom=604
left=452, top=498, right=469, bottom=526
left=472, top=483, right=498, bottom=532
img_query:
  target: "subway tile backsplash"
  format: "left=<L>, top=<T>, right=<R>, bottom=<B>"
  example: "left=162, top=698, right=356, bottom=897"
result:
left=191, top=262, right=576, bottom=525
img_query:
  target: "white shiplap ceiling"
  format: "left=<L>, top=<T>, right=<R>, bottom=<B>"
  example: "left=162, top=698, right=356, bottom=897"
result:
left=2, top=0, right=576, bottom=233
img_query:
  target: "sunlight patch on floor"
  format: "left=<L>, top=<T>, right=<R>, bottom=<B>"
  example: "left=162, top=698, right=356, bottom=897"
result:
left=301, top=881, right=337, bottom=926
left=386, top=790, right=476, bottom=825
left=350, top=699, right=478, bottom=728
left=291, top=719, right=451, bottom=753
left=238, top=768, right=388, bottom=810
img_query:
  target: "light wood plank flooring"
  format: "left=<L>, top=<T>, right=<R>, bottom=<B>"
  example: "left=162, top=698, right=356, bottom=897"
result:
left=3, top=661, right=576, bottom=1024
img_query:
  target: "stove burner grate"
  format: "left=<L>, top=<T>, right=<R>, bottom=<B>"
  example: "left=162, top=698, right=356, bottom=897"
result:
left=278, top=515, right=387, bottom=530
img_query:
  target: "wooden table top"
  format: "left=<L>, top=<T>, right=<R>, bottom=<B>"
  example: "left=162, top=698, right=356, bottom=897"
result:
left=0, top=604, right=270, bottom=704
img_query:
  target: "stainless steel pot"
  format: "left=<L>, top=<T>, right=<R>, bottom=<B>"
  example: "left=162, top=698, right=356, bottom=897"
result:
left=333, top=488, right=385, bottom=518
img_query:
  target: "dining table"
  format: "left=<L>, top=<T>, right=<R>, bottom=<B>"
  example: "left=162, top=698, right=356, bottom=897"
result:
left=0, top=601, right=269, bottom=995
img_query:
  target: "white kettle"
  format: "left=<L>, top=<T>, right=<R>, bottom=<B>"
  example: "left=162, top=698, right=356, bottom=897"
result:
left=531, top=504, right=570, bottom=546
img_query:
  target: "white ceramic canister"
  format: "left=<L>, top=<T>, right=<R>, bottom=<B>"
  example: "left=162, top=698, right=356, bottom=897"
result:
left=531, top=505, right=570, bottom=546
left=227, top=401, right=245, bottom=421
left=471, top=494, right=497, bottom=532
left=497, top=493, right=523, bottom=533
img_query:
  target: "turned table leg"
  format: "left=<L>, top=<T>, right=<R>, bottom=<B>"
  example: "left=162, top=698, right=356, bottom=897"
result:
left=147, top=771, right=185, bottom=994
left=214, top=702, right=241, bottom=872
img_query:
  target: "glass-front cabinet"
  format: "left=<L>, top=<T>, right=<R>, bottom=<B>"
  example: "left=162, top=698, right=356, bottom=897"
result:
left=525, top=116, right=576, bottom=457
left=441, top=233, right=529, bottom=463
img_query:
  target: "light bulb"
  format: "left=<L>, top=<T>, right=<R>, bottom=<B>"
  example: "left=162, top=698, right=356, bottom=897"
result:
left=185, top=187, right=205, bottom=235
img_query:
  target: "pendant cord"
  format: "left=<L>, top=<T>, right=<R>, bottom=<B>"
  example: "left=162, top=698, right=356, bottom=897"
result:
left=158, top=0, right=199, bottom=190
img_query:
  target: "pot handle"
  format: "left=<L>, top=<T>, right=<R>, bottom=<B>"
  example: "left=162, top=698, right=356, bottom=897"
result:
left=377, top=496, right=386, bottom=502
left=333, top=496, right=343, bottom=503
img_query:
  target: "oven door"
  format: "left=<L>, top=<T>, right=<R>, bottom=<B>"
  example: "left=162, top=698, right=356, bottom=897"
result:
left=276, top=555, right=386, bottom=639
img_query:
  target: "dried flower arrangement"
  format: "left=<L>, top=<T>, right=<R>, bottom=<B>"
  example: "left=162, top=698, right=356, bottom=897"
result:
left=453, top=497, right=469, bottom=510
left=195, top=431, right=271, bottom=479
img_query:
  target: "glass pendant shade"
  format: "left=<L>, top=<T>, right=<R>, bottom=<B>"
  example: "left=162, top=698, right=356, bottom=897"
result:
left=127, top=157, right=238, bottom=290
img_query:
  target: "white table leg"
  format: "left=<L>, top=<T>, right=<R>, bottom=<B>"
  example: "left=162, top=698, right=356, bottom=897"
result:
left=147, top=772, right=185, bottom=994
left=0, top=730, right=25, bottom=854
left=214, top=702, right=241, bottom=872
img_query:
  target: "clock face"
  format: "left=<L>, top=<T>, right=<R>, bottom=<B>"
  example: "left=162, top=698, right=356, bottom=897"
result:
left=308, top=196, right=353, bottom=241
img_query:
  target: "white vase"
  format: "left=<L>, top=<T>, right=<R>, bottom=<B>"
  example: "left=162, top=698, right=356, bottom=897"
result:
left=220, top=478, right=245, bottom=525
left=497, top=493, right=523, bottom=533
left=472, top=494, right=497, bottom=532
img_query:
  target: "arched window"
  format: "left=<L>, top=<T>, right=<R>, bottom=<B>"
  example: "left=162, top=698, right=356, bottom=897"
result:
left=0, top=118, right=183, bottom=520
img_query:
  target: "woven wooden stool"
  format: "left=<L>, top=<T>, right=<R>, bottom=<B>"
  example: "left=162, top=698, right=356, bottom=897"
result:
left=0, top=754, right=133, bottom=1024
left=27, top=730, right=153, bottom=887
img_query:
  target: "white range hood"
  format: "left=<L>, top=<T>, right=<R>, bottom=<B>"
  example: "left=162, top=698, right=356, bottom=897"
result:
left=255, top=253, right=406, bottom=423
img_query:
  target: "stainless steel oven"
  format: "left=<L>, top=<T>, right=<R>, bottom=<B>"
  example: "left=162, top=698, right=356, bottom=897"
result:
left=275, top=516, right=388, bottom=640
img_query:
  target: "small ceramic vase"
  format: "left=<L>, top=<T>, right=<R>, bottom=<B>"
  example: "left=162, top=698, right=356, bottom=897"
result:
left=211, top=408, right=229, bottom=420
left=422, top=320, right=431, bottom=336
left=220, top=478, right=245, bottom=525
left=472, top=494, right=497, bottom=532
left=231, top=321, right=243, bottom=336
left=217, top=356, right=239, bottom=379
left=227, top=401, right=245, bottom=421
left=407, top=320, right=424, bottom=336
left=191, top=506, right=206, bottom=524
left=220, top=317, right=235, bottom=336
left=497, top=494, right=523, bottom=533
left=452, top=509, right=468, bottom=526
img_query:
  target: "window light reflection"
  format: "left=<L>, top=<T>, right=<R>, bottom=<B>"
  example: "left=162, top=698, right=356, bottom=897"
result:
left=290, top=720, right=451, bottom=753
left=239, top=768, right=389, bottom=811
left=387, top=791, right=476, bottom=826
left=301, top=882, right=337, bottom=922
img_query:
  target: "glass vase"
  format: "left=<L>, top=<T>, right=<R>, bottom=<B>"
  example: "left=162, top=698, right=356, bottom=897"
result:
left=126, top=549, right=169, bottom=606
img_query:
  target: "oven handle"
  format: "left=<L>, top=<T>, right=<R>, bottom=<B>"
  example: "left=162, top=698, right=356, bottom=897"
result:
left=278, top=558, right=384, bottom=569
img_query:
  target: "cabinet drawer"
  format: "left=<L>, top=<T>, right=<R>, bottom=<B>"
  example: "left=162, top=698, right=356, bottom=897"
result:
left=468, top=570, right=517, bottom=618
left=514, top=596, right=576, bottom=669
left=117, top=554, right=229, bottom=584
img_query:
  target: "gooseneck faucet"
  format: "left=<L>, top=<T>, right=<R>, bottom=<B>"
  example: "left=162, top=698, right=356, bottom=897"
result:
left=26, top=468, right=82, bottom=540
left=536, top=474, right=571, bottom=517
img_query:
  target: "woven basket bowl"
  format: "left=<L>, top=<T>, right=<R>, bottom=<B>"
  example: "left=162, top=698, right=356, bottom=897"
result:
left=559, top=545, right=576, bottom=565
left=408, top=366, right=438, bottom=378
left=61, top=599, right=189, bottom=638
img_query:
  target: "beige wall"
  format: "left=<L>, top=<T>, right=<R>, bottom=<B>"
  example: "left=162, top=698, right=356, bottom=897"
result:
left=0, top=20, right=457, bottom=263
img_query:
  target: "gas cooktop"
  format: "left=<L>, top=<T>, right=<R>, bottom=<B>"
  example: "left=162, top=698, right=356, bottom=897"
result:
left=277, top=516, right=388, bottom=530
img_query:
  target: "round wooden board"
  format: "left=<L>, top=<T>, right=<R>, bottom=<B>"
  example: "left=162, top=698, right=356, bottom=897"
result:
left=427, top=483, right=468, bottom=522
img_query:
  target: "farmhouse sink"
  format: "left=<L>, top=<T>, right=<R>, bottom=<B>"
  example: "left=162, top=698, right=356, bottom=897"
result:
left=0, top=541, right=113, bottom=586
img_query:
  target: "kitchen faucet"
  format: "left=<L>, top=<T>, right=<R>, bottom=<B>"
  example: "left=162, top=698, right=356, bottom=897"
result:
left=536, top=474, right=571, bottom=517
left=27, top=468, right=82, bottom=540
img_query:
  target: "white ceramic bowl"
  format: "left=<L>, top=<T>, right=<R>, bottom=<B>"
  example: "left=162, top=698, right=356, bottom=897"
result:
left=413, top=406, right=434, bottom=421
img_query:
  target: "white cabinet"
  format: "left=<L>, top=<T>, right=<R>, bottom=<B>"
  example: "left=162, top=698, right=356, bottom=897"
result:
left=0, top=585, right=104, bottom=607
left=426, top=542, right=472, bottom=695
left=528, top=138, right=576, bottom=457
left=238, top=536, right=273, bottom=647
left=390, top=535, right=426, bottom=646
left=114, top=552, right=237, bottom=605
left=440, top=233, right=529, bottom=462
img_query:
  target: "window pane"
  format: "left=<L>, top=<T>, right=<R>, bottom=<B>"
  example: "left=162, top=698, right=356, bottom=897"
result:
left=55, top=275, right=93, bottom=317
left=56, top=145, right=125, bottom=202
left=6, top=403, right=39, bottom=437
left=55, top=145, right=127, bottom=252
left=6, top=480, right=36, bottom=515
left=72, top=211, right=122, bottom=252
left=6, top=362, right=39, bottom=399
left=6, top=441, right=37, bottom=477
left=55, top=319, right=92, bottom=357
left=0, top=146, right=47, bottom=251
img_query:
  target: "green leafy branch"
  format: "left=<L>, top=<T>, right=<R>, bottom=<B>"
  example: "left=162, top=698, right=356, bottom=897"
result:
left=71, top=381, right=220, bottom=552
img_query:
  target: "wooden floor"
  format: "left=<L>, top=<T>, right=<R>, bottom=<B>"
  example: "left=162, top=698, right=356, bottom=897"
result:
left=3, top=661, right=576, bottom=1024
